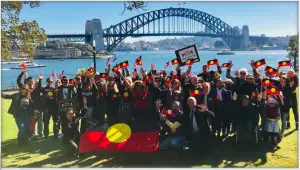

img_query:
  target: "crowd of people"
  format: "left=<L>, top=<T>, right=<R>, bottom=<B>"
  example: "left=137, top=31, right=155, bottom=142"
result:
left=2, top=58, right=299, bottom=157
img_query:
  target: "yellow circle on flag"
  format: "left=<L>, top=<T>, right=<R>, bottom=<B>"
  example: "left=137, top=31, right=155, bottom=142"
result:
left=282, top=62, right=287, bottom=65
left=271, top=88, right=276, bottom=92
left=252, top=92, right=256, bottom=96
left=269, top=68, right=273, bottom=72
left=187, top=60, right=191, bottom=64
left=114, top=67, right=117, bottom=71
left=195, top=90, right=199, bottom=94
left=167, top=109, right=172, bottom=114
left=106, top=123, right=131, bottom=143
left=102, top=74, right=105, bottom=77
left=123, top=63, right=126, bottom=66
left=257, top=61, right=261, bottom=66
left=48, top=92, right=53, bottom=97
left=139, top=61, right=142, bottom=65
left=174, top=60, right=177, bottom=63
left=265, top=80, right=270, bottom=84
left=210, top=61, right=214, bottom=64
left=224, top=64, right=227, bottom=67
left=113, top=94, right=117, bottom=98
left=124, top=92, right=129, bottom=97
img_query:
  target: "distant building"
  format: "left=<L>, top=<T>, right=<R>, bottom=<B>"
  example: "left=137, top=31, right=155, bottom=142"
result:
left=242, top=25, right=250, bottom=49
left=233, top=26, right=240, bottom=35
left=36, top=47, right=81, bottom=58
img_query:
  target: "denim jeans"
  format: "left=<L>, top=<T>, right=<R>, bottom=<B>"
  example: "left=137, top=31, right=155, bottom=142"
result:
left=36, top=111, right=43, bottom=136
left=159, top=136, right=185, bottom=150
left=281, top=112, right=289, bottom=134
left=15, top=117, right=30, bottom=145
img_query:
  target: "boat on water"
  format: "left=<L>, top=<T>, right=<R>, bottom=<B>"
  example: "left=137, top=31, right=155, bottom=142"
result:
left=217, top=51, right=235, bottom=55
left=10, top=63, right=47, bottom=69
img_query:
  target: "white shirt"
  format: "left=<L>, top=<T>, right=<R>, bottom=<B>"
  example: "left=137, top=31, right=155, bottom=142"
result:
left=62, top=88, right=68, bottom=100
left=217, top=88, right=223, bottom=101
left=191, top=109, right=199, bottom=132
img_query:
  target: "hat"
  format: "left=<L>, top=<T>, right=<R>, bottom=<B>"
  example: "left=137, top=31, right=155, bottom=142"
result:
left=62, top=75, right=69, bottom=80
left=268, top=98, right=278, bottom=105
left=242, top=95, right=250, bottom=100
left=75, top=76, right=81, bottom=80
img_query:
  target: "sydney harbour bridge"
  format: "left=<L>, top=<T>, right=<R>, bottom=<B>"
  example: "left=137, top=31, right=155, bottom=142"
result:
left=46, top=8, right=269, bottom=51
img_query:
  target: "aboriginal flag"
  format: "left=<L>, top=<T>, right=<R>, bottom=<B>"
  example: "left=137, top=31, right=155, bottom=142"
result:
left=261, top=78, right=275, bottom=86
left=100, top=73, right=109, bottom=79
left=112, top=64, right=120, bottom=73
left=264, top=66, right=277, bottom=75
left=221, top=63, right=230, bottom=68
left=253, top=59, right=266, bottom=69
left=278, top=60, right=291, bottom=67
left=266, top=86, right=280, bottom=95
left=186, top=59, right=194, bottom=66
left=78, top=121, right=159, bottom=153
left=162, top=109, right=176, bottom=118
left=190, top=89, right=201, bottom=97
left=143, top=73, right=153, bottom=83
left=135, top=56, right=142, bottom=66
left=207, top=59, right=218, bottom=66
left=171, top=59, right=179, bottom=65
left=251, top=91, right=258, bottom=99
left=120, top=61, right=129, bottom=69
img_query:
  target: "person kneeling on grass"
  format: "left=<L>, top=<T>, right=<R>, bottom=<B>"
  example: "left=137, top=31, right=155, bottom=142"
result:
left=156, top=99, right=185, bottom=150
left=61, top=97, right=87, bottom=157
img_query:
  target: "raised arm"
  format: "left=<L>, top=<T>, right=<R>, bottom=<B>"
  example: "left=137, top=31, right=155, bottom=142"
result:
left=17, top=71, right=25, bottom=89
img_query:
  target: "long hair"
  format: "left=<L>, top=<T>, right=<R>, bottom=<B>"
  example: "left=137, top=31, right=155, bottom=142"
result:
left=171, top=79, right=182, bottom=91
left=107, top=81, right=119, bottom=93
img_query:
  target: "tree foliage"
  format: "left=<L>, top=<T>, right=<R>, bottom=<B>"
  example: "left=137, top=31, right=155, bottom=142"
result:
left=287, top=34, right=299, bottom=72
left=121, top=1, right=149, bottom=15
left=1, top=1, right=47, bottom=60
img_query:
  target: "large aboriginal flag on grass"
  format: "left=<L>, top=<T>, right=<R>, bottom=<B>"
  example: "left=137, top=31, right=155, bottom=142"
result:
left=79, top=120, right=160, bottom=153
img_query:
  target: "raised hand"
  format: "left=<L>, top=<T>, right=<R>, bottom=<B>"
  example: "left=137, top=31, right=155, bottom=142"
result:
left=155, top=99, right=162, bottom=109
left=38, top=73, right=44, bottom=79
left=199, top=104, right=207, bottom=112
left=151, top=64, right=155, bottom=70
left=257, top=92, right=263, bottom=101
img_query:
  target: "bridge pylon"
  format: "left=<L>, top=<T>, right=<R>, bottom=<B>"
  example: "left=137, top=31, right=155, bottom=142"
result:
left=85, top=19, right=105, bottom=51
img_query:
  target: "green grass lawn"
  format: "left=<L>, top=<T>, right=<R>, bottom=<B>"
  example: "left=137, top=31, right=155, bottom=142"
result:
left=1, top=98, right=298, bottom=168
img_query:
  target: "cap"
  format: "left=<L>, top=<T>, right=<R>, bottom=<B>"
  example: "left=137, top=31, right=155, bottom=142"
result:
left=62, top=75, right=69, bottom=80
left=75, top=76, right=81, bottom=80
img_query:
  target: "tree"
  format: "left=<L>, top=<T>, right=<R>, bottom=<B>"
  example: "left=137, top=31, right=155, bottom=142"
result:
left=1, top=1, right=47, bottom=60
left=287, top=34, right=299, bottom=72
left=121, top=1, right=149, bottom=14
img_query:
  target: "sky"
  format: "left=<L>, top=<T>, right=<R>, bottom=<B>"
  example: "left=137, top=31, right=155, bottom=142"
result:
left=19, top=1, right=299, bottom=43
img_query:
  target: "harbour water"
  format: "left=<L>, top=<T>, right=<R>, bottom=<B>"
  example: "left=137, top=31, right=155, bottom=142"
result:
left=1, top=50, right=290, bottom=89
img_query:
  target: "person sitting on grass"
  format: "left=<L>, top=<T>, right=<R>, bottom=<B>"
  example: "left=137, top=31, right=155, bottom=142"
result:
left=2, top=84, right=35, bottom=147
left=61, top=97, right=87, bottom=157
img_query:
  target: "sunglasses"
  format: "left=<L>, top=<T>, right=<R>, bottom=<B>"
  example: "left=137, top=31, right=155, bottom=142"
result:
left=240, top=72, right=246, bottom=75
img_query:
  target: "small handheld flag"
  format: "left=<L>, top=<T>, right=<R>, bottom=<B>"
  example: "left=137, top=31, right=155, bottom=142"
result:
left=171, top=59, right=179, bottom=65
left=207, top=59, right=218, bottom=66
left=52, top=72, right=56, bottom=77
left=19, top=62, right=26, bottom=68
left=266, top=86, right=280, bottom=95
left=221, top=63, right=230, bottom=68
left=253, top=59, right=266, bottom=69
left=119, top=61, right=129, bottom=69
left=164, top=61, right=170, bottom=70
left=190, top=89, right=201, bottom=97
left=264, top=66, right=277, bottom=75
left=278, top=60, right=291, bottom=68
left=112, top=65, right=119, bottom=73
left=99, top=73, right=109, bottom=79
left=165, top=76, right=173, bottom=84
left=186, top=59, right=194, bottom=66
left=135, top=56, right=142, bottom=66
left=112, top=57, right=117, bottom=63
left=261, top=78, right=275, bottom=86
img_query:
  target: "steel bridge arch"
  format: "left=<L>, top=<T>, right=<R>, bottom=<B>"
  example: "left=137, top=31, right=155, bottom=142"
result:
left=103, top=7, right=240, bottom=51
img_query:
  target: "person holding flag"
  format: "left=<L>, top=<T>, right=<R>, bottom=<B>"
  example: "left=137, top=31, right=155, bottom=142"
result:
left=41, top=77, right=58, bottom=139
left=197, top=59, right=222, bottom=82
